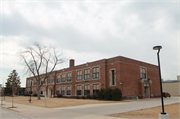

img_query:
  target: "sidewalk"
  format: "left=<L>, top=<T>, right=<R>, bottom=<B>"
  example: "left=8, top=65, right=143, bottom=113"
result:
left=0, top=101, right=127, bottom=119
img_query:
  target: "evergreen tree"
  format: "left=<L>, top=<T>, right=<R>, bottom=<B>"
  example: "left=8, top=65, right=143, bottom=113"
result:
left=5, top=70, right=21, bottom=96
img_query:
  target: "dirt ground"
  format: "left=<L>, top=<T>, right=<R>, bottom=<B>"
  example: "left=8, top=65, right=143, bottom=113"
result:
left=109, top=103, right=180, bottom=119
left=2, top=96, right=123, bottom=108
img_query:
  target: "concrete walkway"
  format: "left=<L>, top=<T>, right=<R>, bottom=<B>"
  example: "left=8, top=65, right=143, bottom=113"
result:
left=0, top=97, right=179, bottom=119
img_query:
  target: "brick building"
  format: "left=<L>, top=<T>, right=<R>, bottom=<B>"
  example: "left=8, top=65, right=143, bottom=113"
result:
left=25, top=56, right=161, bottom=99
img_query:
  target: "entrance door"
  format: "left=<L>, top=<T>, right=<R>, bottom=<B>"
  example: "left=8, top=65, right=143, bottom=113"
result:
left=144, top=87, right=147, bottom=98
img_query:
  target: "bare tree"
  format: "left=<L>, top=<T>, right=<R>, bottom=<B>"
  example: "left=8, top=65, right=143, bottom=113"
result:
left=18, top=43, right=66, bottom=100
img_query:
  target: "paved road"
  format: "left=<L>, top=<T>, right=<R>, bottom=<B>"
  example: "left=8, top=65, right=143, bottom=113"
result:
left=0, top=97, right=179, bottom=119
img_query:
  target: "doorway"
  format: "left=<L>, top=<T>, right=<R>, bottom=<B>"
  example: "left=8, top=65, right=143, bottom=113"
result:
left=144, top=86, right=150, bottom=98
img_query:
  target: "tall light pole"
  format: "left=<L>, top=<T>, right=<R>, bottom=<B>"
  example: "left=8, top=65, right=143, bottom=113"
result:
left=153, top=46, right=169, bottom=119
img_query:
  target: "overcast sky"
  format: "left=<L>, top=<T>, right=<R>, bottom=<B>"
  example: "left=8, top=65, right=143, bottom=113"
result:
left=0, top=0, right=179, bottom=87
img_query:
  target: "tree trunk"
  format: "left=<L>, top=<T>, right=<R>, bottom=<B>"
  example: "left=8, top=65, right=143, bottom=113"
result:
left=37, top=82, right=41, bottom=100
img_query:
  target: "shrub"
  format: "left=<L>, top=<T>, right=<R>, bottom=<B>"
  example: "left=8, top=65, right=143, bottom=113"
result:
left=76, top=96, right=81, bottom=99
left=82, top=96, right=87, bottom=99
left=87, top=94, right=91, bottom=99
left=111, top=87, right=122, bottom=101
left=92, top=94, right=98, bottom=99
left=57, top=93, right=63, bottom=98
left=97, top=89, right=105, bottom=100
left=103, top=88, right=112, bottom=100
left=71, top=96, right=76, bottom=99
left=33, top=94, right=37, bottom=97
left=24, top=93, right=30, bottom=96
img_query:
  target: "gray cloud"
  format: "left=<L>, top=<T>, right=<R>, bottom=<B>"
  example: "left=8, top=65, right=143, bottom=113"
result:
left=1, top=1, right=179, bottom=87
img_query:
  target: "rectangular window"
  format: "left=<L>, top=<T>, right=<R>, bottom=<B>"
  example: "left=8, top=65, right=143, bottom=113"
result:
left=61, top=74, right=66, bottom=82
left=93, top=84, right=99, bottom=94
left=84, top=69, right=90, bottom=80
left=41, top=91, right=43, bottom=94
left=48, top=78, right=53, bottom=84
left=84, top=84, right=90, bottom=95
left=61, top=86, right=65, bottom=95
left=67, top=72, right=72, bottom=82
left=56, top=75, right=60, bottom=83
left=77, top=70, right=82, bottom=81
left=56, top=78, right=60, bottom=83
left=56, top=91, right=60, bottom=95
left=112, top=70, right=115, bottom=85
left=140, top=67, right=146, bottom=79
left=76, top=85, right=82, bottom=95
left=66, top=86, right=71, bottom=95
left=93, top=67, right=100, bottom=79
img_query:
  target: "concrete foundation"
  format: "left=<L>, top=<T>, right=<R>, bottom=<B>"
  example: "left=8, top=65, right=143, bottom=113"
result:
left=158, top=114, right=169, bottom=119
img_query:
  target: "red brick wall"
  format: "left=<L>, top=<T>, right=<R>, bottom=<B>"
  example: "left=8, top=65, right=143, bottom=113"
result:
left=25, top=56, right=161, bottom=99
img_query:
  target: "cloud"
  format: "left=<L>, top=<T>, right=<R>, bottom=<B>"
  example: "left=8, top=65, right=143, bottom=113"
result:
left=1, top=1, right=179, bottom=87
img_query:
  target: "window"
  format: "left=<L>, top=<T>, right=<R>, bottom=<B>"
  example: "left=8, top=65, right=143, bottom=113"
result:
left=61, top=86, right=65, bottom=95
left=93, top=84, right=99, bottom=94
left=77, top=70, right=82, bottom=81
left=56, top=86, right=60, bottom=95
left=56, top=75, right=60, bottom=83
left=56, top=90, right=60, bottom=95
left=111, top=70, right=115, bottom=86
left=34, top=81, right=37, bottom=85
left=61, top=74, right=66, bottom=82
left=93, top=67, right=100, bottom=79
left=84, top=69, right=90, bottom=80
left=67, top=86, right=71, bottom=95
left=140, top=67, right=146, bottom=79
left=84, top=84, right=90, bottom=95
left=41, top=91, right=43, bottom=94
left=56, top=78, right=60, bottom=83
left=67, top=72, right=71, bottom=82
left=48, top=78, right=53, bottom=84
left=76, top=85, right=82, bottom=95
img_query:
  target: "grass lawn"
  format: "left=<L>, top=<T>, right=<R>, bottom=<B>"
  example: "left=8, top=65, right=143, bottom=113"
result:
left=109, top=103, right=180, bottom=119
left=3, top=96, right=124, bottom=108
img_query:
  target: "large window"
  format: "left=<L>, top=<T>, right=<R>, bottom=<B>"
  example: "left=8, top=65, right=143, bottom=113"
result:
left=61, top=74, right=66, bottom=82
left=76, top=85, right=82, bottom=95
left=56, top=86, right=60, bottom=95
left=67, top=72, right=71, bottom=82
left=93, top=67, right=100, bottom=79
left=61, top=86, right=65, bottom=95
left=56, top=75, right=60, bottom=83
left=111, top=70, right=116, bottom=86
left=48, top=77, right=53, bottom=84
left=84, top=69, right=90, bottom=80
left=140, top=67, right=146, bottom=79
left=77, top=70, right=82, bottom=81
left=93, top=84, right=99, bottom=94
left=66, top=86, right=71, bottom=95
left=84, top=84, right=90, bottom=95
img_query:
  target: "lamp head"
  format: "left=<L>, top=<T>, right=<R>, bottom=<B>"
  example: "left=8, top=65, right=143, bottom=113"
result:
left=153, top=46, right=162, bottom=50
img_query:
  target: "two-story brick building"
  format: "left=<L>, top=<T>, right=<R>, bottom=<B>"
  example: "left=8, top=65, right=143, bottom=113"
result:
left=25, top=56, right=161, bottom=99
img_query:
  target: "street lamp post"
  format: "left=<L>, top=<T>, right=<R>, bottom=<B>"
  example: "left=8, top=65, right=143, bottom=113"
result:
left=153, top=46, right=169, bottom=119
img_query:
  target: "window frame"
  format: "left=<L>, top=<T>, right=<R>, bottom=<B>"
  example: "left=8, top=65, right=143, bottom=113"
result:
left=140, top=67, right=147, bottom=79
left=84, top=84, right=90, bottom=96
left=76, top=70, right=82, bottom=81
left=76, top=85, right=82, bottom=96
left=84, top=68, right=90, bottom=80
left=92, top=67, right=100, bottom=79
left=67, top=72, right=72, bottom=82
